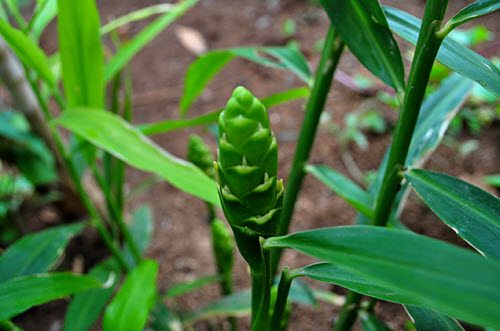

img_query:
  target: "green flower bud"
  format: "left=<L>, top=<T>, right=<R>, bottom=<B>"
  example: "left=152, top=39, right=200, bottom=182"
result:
left=187, top=134, right=215, bottom=178
left=215, top=86, right=284, bottom=238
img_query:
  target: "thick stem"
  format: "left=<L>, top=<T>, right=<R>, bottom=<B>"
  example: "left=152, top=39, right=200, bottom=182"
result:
left=271, top=25, right=344, bottom=274
left=333, top=1, right=448, bottom=330
left=250, top=239, right=272, bottom=331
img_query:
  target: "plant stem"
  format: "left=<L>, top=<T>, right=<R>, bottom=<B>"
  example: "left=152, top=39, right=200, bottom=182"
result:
left=272, top=25, right=344, bottom=274
left=270, top=267, right=297, bottom=331
left=333, top=1, right=448, bottom=330
left=250, top=238, right=272, bottom=331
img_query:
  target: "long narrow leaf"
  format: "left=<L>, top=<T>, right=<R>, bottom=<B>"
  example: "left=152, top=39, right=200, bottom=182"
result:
left=446, top=0, right=500, bottom=32
left=100, top=4, right=173, bottom=35
left=265, top=226, right=500, bottom=328
left=305, top=165, right=372, bottom=218
left=405, top=169, right=500, bottom=259
left=103, top=260, right=158, bottom=331
left=58, top=0, right=104, bottom=107
left=0, top=20, right=55, bottom=86
left=141, top=87, right=310, bottom=135
left=0, top=273, right=103, bottom=321
left=0, top=223, right=85, bottom=282
left=104, top=0, right=197, bottom=81
left=320, top=0, right=405, bottom=91
left=385, top=6, right=500, bottom=96
left=54, top=109, right=220, bottom=206
left=31, top=0, right=57, bottom=40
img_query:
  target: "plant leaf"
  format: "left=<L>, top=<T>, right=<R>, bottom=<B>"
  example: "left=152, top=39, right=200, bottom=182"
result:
left=53, top=109, right=220, bottom=206
left=141, top=87, right=310, bottom=135
left=0, top=20, right=55, bottom=86
left=446, top=0, right=500, bottom=32
left=385, top=6, right=500, bottom=96
left=104, top=0, right=197, bottom=82
left=100, top=4, right=174, bottom=35
left=58, top=0, right=104, bottom=108
left=265, top=226, right=500, bottom=328
left=0, top=223, right=85, bottom=282
left=405, top=169, right=500, bottom=259
left=0, top=272, right=103, bottom=321
left=305, top=165, right=372, bottom=218
left=123, top=205, right=154, bottom=266
left=405, top=306, right=465, bottom=331
left=64, top=259, right=121, bottom=331
left=320, top=0, right=405, bottom=91
left=360, top=311, right=392, bottom=331
left=103, top=260, right=158, bottom=331
left=180, top=46, right=311, bottom=115
left=31, top=0, right=57, bottom=40
left=165, top=275, right=221, bottom=298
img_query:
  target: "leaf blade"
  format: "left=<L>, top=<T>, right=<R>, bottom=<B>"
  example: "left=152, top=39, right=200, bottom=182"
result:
left=446, top=0, right=500, bottom=31
left=405, top=169, right=500, bottom=259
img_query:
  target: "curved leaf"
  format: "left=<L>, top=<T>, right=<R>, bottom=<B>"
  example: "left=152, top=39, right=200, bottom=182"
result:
left=265, top=226, right=500, bottom=328
left=0, top=20, right=55, bottom=86
left=53, top=109, right=220, bottom=206
left=385, top=6, right=500, bottom=96
left=64, top=259, right=121, bottom=331
left=104, top=0, right=197, bottom=81
left=405, top=169, right=500, bottom=259
left=180, top=46, right=311, bottom=115
left=320, top=0, right=405, bottom=91
left=405, top=306, right=465, bottom=331
left=0, top=223, right=85, bottom=282
left=305, top=164, right=372, bottom=218
left=31, top=0, right=57, bottom=40
left=100, top=4, right=174, bottom=35
left=103, top=260, right=158, bottom=331
left=446, top=0, right=500, bottom=32
left=0, top=273, right=103, bottom=321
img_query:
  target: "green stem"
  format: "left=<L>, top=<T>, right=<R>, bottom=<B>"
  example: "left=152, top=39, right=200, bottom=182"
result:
left=333, top=1, right=448, bottom=330
left=90, top=163, right=142, bottom=264
left=272, top=25, right=344, bottom=275
left=250, top=238, right=272, bottom=331
left=270, top=267, right=298, bottom=331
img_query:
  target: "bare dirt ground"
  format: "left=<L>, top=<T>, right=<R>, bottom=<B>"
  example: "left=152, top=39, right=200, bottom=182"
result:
left=14, top=0, right=499, bottom=330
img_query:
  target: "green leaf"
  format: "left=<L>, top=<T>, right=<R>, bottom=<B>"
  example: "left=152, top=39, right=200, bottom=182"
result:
left=104, top=0, right=197, bottom=82
left=141, top=87, right=310, bottom=136
left=53, top=109, right=220, bottom=206
left=64, top=259, right=121, bottom=331
left=164, top=275, right=220, bottom=298
left=406, top=73, right=473, bottom=167
left=265, top=226, right=500, bottom=328
left=0, top=20, right=55, bottom=86
left=100, top=4, right=174, bottom=35
left=0, top=273, right=103, bottom=321
left=103, top=260, right=158, bottom=331
left=405, top=306, right=465, bottom=331
left=305, top=165, right=372, bottom=218
left=0, top=223, right=85, bottom=282
left=385, top=6, right=500, bottom=96
left=31, top=0, right=57, bottom=40
left=405, top=169, right=500, bottom=259
left=180, top=46, right=311, bottom=115
left=446, top=0, right=500, bottom=32
left=320, top=0, right=404, bottom=91
left=58, top=0, right=104, bottom=108
left=123, top=205, right=154, bottom=266
left=484, top=174, right=500, bottom=188
left=150, top=301, right=182, bottom=331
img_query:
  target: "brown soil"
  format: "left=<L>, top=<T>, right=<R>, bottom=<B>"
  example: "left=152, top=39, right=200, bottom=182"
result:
left=13, top=0, right=499, bottom=330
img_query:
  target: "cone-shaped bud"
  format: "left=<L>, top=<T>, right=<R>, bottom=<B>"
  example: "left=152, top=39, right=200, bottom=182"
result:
left=215, top=86, right=284, bottom=238
left=187, top=134, right=215, bottom=178
left=211, top=218, right=234, bottom=294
